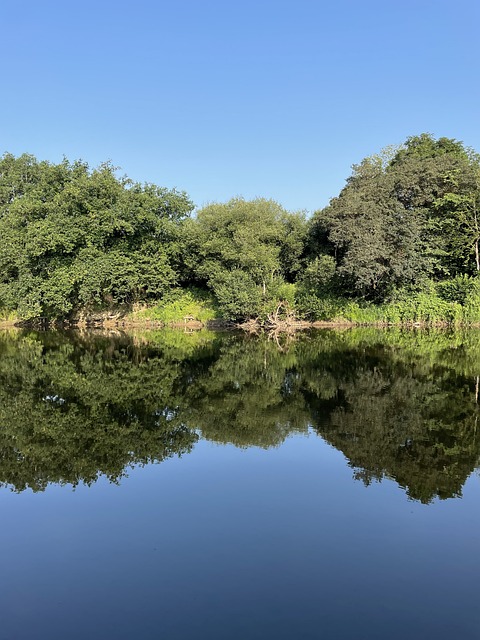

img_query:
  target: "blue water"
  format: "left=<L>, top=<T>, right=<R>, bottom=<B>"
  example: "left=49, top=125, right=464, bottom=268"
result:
left=0, top=328, right=479, bottom=639
left=1, top=434, right=479, bottom=640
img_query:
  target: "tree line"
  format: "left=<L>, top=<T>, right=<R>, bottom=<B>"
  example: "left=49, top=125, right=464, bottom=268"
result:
left=1, top=133, right=480, bottom=323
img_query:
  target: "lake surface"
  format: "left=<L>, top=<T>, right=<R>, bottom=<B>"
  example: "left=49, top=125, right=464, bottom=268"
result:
left=0, top=327, right=479, bottom=639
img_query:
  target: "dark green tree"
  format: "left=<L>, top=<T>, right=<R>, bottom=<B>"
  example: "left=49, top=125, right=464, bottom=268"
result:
left=307, top=134, right=480, bottom=301
left=310, top=153, right=427, bottom=300
left=389, top=134, right=480, bottom=277
left=0, top=154, right=193, bottom=319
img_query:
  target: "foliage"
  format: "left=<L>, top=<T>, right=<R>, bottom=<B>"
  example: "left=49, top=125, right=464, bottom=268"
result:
left=296, top=290, right=465, bottom=325
left=436, top=275, right=480, bottom=304
left=0, top=308, right=18, bottom=322
left=185, top=198, right=307, bottom=321
left=209, top=270, right=264, bottom=320
left=2, top=135, right=480, bottom=326
left=309, top=155, right=428, bottom=300
left=389, top=134, right=480, bottom=277
left=0, top=153, right=193, bottom=320
left=307, top=133, right=480, bottom=303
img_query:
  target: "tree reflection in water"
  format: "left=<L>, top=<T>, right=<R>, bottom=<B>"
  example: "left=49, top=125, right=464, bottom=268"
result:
left=0, top=327, right=479, bottom=501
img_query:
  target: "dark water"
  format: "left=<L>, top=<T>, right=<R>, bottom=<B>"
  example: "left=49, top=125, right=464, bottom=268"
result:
left=0, top=328, right=479, bottom=639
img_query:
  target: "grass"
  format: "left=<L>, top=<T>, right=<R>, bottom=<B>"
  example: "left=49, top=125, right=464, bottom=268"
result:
left=0, top=308, right=19, bottom=323
left=127, top=288, right=221, bottom=325
left=297, top=287, right=480, bottom=326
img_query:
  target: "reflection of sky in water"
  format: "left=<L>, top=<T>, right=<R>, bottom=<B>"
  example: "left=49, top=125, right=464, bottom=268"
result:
left=0, top=435, right=479, bottom=640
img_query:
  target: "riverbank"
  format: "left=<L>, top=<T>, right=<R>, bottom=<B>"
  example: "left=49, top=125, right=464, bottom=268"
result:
left=0, top=317, right=353, bottom=331
left=3, top=287, right=480, bottom=331
left=2, top=316, right=473, bottom=331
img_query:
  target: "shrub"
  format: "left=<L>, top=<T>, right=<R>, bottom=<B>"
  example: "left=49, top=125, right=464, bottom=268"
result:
left=130, top=288, right=220, bottom=324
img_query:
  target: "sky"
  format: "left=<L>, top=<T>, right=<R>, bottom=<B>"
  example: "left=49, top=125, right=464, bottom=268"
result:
left=2, top=0, right=479, bottom=214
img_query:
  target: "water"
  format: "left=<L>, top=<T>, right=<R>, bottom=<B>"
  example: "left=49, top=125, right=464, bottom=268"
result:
left=0, top=328, right=479, bottom=639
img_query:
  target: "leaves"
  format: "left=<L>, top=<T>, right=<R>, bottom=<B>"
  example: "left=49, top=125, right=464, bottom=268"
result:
left=187, top=197, right=307, bottom=320
left=0, top=154, right=193, bottom=318
left=308, top=134, right=480, bottom=300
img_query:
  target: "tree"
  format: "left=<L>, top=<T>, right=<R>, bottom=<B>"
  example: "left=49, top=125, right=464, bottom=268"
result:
left=307, top=134, right=480, bottom=300
left=388, top=134, right=480, bottom=277
left=186, top=197, right=306, bottom=320
left=310, top=153, right=428, bottom=300
left=0, top=153, right=194, bottom=319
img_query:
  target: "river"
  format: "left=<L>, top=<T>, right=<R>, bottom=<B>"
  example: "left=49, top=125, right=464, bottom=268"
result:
left=0, top=328, right=479, bottom=639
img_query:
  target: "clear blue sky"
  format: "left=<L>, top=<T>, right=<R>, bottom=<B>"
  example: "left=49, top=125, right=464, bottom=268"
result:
left=2, top=0, right=479, bottom=213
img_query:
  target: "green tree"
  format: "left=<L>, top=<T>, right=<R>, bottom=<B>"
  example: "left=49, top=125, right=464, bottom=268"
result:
left=310, top=153, right=427, bottom=300
left=387, top=134, right=480, bottom=277
left=187, top=198, right=306, bottom=320
left=0, top=154, right=193, bottom=319
left=307, top=134, right=480, bottom=301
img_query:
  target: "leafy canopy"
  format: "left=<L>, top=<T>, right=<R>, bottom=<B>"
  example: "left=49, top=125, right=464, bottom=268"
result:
left=0, top=153, right=193, bottom=318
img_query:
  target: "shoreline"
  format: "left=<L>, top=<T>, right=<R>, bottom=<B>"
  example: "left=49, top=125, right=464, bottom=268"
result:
left=1, top=318, right=478, bottom=331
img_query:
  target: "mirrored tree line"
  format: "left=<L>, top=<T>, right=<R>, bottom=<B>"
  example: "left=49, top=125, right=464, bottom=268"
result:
left=1, top=328, right=479, bottom=502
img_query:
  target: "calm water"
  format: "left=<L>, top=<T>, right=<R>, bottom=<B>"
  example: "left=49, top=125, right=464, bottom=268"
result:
left=0, top=328, right=479, bottom=639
